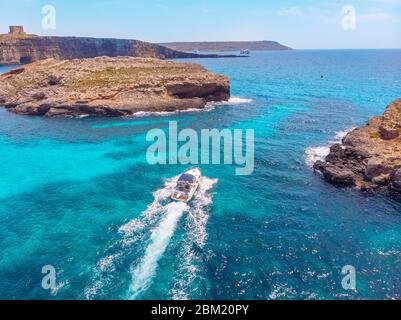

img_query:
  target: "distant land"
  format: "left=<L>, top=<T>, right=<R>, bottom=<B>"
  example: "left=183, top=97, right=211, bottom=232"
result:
left=159, top=41, right=292, bottom=52
left=0, top=26, right=240, bottom=65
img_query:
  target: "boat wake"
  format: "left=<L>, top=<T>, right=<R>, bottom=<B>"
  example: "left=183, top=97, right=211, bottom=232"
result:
left=128, top=201, right=189, bottom=300
left=170, top=177, right=217, bottom=300
left=118, top=178, right=178, bottom=245
left=305, top=128, right=355, bottom=167
left=84, top=175, right=217, bottom=300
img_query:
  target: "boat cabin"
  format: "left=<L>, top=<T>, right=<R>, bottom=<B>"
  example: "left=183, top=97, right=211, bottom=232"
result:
left=176, top=174, right=195, bottom=193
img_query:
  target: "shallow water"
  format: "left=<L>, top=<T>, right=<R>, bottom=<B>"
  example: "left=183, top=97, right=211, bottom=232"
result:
left=0, top=50, right=401, bottom=300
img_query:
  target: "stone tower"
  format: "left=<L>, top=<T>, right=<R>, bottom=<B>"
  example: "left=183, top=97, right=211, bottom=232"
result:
left=9, top=26, right=26, bottom=35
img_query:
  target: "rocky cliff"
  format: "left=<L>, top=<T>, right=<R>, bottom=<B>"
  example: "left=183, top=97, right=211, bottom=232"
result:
left=0, top=57, right=230, bottom=117
left=314, top=99, right=401, bottom=192
left=0, top=35, right=236, bottom=65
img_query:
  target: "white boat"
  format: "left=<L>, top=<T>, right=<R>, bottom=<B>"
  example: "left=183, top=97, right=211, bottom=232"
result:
left=240, top=49, right=251, bottom=55
left=171, top=168, right=202, bottom=203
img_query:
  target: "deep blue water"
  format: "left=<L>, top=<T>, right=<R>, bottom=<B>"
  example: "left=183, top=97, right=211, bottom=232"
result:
left=0, top=50, right=401, bottom=300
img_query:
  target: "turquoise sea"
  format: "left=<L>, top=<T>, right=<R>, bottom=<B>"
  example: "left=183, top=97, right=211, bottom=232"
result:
left=0, top=50, right=401, bottom=300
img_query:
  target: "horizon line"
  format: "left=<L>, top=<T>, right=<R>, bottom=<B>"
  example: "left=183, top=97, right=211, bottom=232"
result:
left=2, top=27, right=400, bottom=51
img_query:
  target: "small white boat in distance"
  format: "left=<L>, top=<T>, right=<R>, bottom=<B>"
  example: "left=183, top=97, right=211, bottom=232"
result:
left=171, top=168, right=202, bottom=203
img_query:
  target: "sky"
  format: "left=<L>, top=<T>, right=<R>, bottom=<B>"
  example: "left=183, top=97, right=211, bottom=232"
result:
left=0, top=0, right=400, bottom=49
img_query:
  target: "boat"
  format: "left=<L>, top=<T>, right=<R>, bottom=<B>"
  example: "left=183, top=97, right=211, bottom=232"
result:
left=240, top=49, right=251, bottom=55
left=171, top=168, right=202, bottom=203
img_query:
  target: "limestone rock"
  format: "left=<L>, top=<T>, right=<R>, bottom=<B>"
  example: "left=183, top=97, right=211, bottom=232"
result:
left=390, top=168, right=401, bottom=192
left=0, top=29, right=242, bottom=65
left=0, top=34, right=220, bottom=65
left=314, top=98, right=401, bottom=191
left=380, top=125, right=399, bottom=140
left=0, top=57, right=230, bottom=117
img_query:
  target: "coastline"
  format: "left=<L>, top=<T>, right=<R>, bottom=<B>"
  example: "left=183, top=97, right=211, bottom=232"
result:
left=305, top=129, right=355, bottom=167
left=0, top=32, right=246, bottom=65
left=313, top=98, right=401, bottom=191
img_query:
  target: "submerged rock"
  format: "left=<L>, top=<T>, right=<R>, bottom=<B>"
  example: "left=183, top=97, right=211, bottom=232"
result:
left=314, top=98, right=401, bottom=192
left=0, top=57, right=230, bottom=117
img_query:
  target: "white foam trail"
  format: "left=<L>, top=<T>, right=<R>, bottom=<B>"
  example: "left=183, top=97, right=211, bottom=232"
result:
left=212, top=96, right=253, bottom=106
left=128, top=201, right=189, bottom=300
left=305, top=146, right=330, bottom=167
left=119, top=177, right=178, bottom=242
left=186, top=177, right=218, bottom=247
left=305, top=128, right=355, bottom=167
left=334, top=129, right=352, bottom=140
left=85, top=175, right=218, bottom=300
left=170, top=177, right=218, bottom=300
left=130, top=97, right=252, bottom=118
left=84, top=177, right=179, bottom=299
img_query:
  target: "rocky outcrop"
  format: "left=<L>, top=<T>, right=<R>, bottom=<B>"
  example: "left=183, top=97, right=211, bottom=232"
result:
left=0, top=34, right=240, bottom=65
left=314, top=99, right=401, bottom=191
left=0, top=57, right=230, bottom=117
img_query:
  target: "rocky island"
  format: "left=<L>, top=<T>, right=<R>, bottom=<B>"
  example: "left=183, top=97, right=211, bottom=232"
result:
left=0, top=57, right=230, bottom=117
left=314, top=98, right=401, bottom=192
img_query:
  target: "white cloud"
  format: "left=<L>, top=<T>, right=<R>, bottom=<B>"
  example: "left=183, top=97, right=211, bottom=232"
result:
left=375, top=0, right=401, bottom=5
left=358, top=8, right=394, bottom=22
left=277, top=7, right=303, bottom=17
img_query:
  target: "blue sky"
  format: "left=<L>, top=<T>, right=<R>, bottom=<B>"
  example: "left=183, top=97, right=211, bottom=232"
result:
left=1, top=0, right=400, bottom=49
